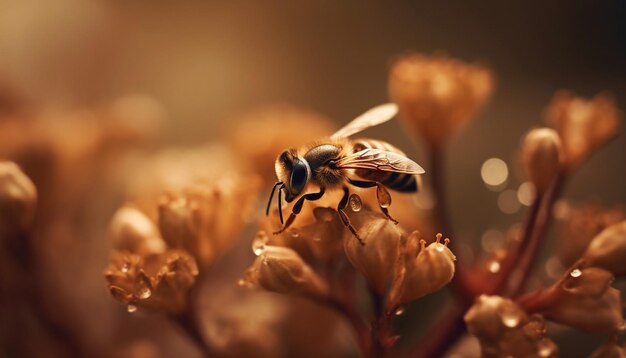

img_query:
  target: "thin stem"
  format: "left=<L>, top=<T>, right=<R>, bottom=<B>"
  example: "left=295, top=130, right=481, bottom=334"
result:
left=370, top=291, right=393, bottom=358
left=511, top=171, right=566, bottom=297
left=404, top=306, right=467, bottom=358
left=488, top=192, right=543, bottom=295
left=170, top=274, right=219, bottom=357
left=429, top=146, right=451, bottom=237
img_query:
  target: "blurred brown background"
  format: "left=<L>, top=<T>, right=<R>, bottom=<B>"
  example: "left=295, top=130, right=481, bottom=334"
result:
left=1, top=0, right=624, bottom=230
left=1, top=1, right=625, bottom=355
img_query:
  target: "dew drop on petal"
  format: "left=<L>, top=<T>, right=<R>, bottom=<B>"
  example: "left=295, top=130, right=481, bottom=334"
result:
left=500, top=309, right=521, bottom=328
left=134, top=272, right=152, bottom=299
left=349, top=194, right=363, bottom=212
left=570, top=268, right=582, bottom=278
left=121, top=262, right=130, bottom=273
left=537, top=339, right=556, bottom=357
left=127, top=304, right=137, bottom=313
left=290, top=231, right=300, bottom=238
left=252, top=232, right=269, bottom=256
left=395, top=307, right=405, bottom=316
left=377, top=186, right=392, bottom=208
left=488, top=261, right=501, bottom=273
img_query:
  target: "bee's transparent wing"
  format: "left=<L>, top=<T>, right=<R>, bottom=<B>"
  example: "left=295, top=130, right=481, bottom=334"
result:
left=330, top=103, right=398, bottom=139
left=334, top=148, right=425, bottom=174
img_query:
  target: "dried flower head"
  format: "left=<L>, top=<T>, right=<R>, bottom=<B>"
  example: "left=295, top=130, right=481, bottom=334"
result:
left=389, top=53, right=494, bottom=146
left=387, top=232, right=456, bottom=311
left=464, top=295, right=558, bottom=358
left=242, top=231, right=329, bottom=299
left=521, top=128, right=563, bottom=195
left=343, top=210, right=403, bottom=295
left=519, top=266, right=624, bottom=333
left=0, top=161, right=37, bottom=235
left=583, top=221, right=626, bottom=275
left=545, top=91, right=621, bottom=169
left=104, top=250, right=199, bottom=314
left=555, top=202, right=625, bottom=267
left=229, top=104, right=335, bottom=180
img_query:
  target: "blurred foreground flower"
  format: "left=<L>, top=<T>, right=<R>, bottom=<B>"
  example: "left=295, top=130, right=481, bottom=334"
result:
left=389, top=53, right=494, bottom=147
left=583, top=221, right=626, bottom=275
left=465, top=295, right=558, bottom=358
left=545, top=91, right=621, bottom=169
left=0, top=161, right=37, bottom=236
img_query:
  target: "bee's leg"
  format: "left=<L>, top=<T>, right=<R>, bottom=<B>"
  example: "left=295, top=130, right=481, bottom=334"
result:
left=273, top=187, right=325, bottom=235
left=337, top=186, right=364, bottom=245
left=348, top=179, right=398, bottom=224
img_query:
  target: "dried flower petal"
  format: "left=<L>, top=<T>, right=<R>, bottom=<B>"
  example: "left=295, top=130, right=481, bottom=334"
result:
left=343, top=210, right=403, bottom=295
left=387, top=232, right=455, bottom=310
left=545, top=91, right=621, bottom=169
left=243, top=232, right=329, bottom=299
left=521, top=128, right=563, bottom=195
left=583, top=221, right=626, bottom=275
left=108, top=206, right=165, bottom=255
left=465, top=295, right=558, bottom=358
left=519, top=266, right=624, bottom=333
left=555, top=202, right=625, bottom=267
left=0, top=161, right=37, bottom=235
left=389, top=53, right=494, bottom=147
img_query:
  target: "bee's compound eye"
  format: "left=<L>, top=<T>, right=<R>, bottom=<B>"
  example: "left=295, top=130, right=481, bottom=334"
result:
left=290, top=161, right=308, bottom=194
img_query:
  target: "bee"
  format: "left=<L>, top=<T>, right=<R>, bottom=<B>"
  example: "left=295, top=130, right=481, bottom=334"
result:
left=266, top=103, right=425, bottom=243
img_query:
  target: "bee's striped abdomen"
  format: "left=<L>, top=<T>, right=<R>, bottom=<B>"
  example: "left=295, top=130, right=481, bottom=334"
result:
left=351, top=139, right=418, bottom=193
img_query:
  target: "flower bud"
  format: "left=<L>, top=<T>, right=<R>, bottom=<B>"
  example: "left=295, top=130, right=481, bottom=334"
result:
left=243, top=231, right=329, bottom=299
left=545, top=91, right=621, bottom=169
left=387, top=232, right=455, bottom=310
left=520, top=266, right=624, bottom=333
left=0, top=161, right=37, bottom=235
left=108, top=206, right=165, bottom=255
left=343, top=210, right=402, bottom=295
left=583, top=221, right=626, bottom=275
left=464, top=295, right=558, bottom=358
left=521, top=128, right=563, bottom=195
left=104, top=250, right=199, bottom=314
left=389, top=53, right=494, bottom=147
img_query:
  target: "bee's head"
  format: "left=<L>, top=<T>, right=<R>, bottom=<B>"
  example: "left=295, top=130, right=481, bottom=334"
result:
left=275, top=149, right=311, bottom=202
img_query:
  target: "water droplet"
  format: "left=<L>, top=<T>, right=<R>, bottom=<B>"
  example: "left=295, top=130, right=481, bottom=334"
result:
left=237, top=279, right=253, bottom=288
left=395, top=307, right=405, bottom=316
left=500, top=309, right=521, bottom=328
left=252, top=232, right=269, bottom=256
left=435, top=244, right=445, bottom=252
left=290, top=231, right=300, bottom=238
left=570, top=268, right=582, bottom=278
left=377, top=186, right=392, bottom=208
left=349, top=194, right=362, bottom=212
left=488, top=261, right=501, bottom=273
left=121, top=262, right=130, bottom=273
left=537, top=339, right=555, bottom=357
left=134, top=272, right=152, bottom=299
left=127, top=304, right=137, bottom=313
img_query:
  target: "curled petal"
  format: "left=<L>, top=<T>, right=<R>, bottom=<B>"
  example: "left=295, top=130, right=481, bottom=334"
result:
left=583, top=221, right=626, bottom=275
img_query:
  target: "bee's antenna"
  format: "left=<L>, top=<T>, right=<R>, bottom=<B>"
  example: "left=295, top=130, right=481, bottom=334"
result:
left=277, top=184, right=285, bottom=224
left=265, top=181, right=282, bottom=216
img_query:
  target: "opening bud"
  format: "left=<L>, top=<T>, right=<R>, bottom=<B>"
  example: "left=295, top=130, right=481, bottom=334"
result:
left=521, top=128, right=563, bottom=195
